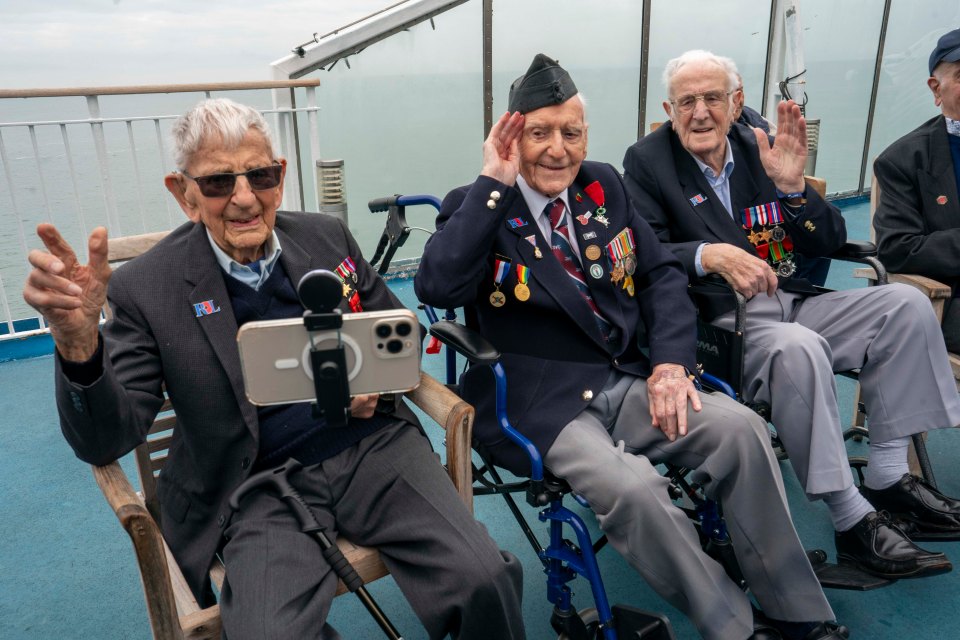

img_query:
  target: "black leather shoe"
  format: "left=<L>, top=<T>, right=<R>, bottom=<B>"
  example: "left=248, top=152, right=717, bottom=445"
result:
left=835, top=511, right=952, bottom=579
left=862, top=473, right=960, bottom=536
left=800, top=622, right=849, bottom=639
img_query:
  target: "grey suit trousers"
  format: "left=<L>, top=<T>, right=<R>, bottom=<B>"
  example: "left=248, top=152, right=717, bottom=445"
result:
left=712, top=283, right=960, bottom=498
left=545, top=372, right=833, bottom=640
left=220, top=421, right=525, bottom=640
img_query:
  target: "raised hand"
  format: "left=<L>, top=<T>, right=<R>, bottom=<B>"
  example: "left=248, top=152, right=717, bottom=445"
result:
left=754, top=99, right=807, bottom=194
left=480, top=110, right=525, bottom=186
left=701, top=242, right=778, bottom=299
left=22, top=224, right=111, bottom=361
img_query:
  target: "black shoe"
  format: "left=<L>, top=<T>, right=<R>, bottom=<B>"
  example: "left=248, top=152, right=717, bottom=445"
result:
left=862, top=473, right=960, bottom=536
left=835, top=511, right=952, bottom=579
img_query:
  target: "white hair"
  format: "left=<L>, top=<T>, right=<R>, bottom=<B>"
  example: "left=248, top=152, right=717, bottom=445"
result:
left=170, top=98, right=277, bottom=170
left=662, top=50, right=741, bottom=97
left=575, top=92, right=589, bottom=124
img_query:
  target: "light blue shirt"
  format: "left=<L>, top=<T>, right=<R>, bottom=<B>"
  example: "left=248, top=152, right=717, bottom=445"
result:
left=517, top=174, right=581, bottom=259
left=947, top=116, right=960, bottom=138
left=206, top=228, right=283, bottom=290
left=690, top=143, right=735, bottom=276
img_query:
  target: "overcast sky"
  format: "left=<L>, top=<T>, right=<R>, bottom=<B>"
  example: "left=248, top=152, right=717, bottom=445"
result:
left=0, top=0, right=392, bottom=88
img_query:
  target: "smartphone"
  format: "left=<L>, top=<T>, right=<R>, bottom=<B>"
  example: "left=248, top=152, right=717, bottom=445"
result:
left=236, top=309, right=421, bottom=406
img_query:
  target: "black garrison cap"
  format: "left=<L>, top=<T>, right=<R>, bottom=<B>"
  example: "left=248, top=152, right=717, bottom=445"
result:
left=507, top=53, right=578, bottom=114
left=930, top=28, right=960, bottom=75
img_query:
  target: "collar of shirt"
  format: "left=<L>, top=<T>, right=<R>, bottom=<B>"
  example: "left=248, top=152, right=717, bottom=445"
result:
left=516, top=174, right=580, bottom=256
left=689, top=141, right=735, bottom=217
left=946, top=116, right=960, bottom=138
left=206, top=228, right=283, bottom=290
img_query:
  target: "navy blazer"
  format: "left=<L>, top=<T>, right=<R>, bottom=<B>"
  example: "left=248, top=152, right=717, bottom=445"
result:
left=874, top=115, right=960, bottom=292
left=622, top=121, right=847, bottom=319
left=55, top=212, right=415, bottom=602
left=415, top=161, right=697, bottom=475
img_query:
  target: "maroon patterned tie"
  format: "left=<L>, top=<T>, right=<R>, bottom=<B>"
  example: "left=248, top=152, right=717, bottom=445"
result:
left=546, top=199, right=612, bottom=339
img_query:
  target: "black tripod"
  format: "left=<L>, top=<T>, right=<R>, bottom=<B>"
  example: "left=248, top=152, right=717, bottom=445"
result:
left=229, top=269, right=402, bottom=639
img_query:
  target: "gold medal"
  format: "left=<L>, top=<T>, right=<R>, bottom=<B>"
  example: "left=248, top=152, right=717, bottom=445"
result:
left=611, top=263, right=625, bottom=284
left=747, top=229, right=764, bottom=245
left=534, top=247, right=543, bottom=260
left=584, top=244, right=601, bottom=261
left=490, top=290, right=506, bottom=307
left=514, top=283, right=530, bottom=301
left=342, top=282, right=352, bottom=298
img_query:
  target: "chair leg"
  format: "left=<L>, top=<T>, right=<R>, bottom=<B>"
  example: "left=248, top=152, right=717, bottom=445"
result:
left=910, top=433, right=937, bottom=488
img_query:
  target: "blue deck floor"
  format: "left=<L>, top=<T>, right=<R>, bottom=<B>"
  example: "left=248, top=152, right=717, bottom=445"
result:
left=3, top=198, right=960, bottom=639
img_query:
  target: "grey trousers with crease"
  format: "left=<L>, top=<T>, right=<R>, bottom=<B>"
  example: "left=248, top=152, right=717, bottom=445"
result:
left=545, top=372, right=833, bottom=640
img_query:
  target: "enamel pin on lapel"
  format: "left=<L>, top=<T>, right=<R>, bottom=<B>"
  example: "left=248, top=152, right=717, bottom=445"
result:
left=193, top=300, right=221, bottom=317
left=938, top=195, right=948, bottom=205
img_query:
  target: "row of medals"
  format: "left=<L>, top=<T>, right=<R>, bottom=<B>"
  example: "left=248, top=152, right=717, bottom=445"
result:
left=489, top=246, right=637, bottom=307
left=746, top=225, right=796, bottom=278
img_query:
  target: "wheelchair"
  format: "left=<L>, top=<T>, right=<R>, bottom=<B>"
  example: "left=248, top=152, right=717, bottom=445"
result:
left=368, top=193, right=771, bottom=639
left=689, top=240, right=949, bottom=590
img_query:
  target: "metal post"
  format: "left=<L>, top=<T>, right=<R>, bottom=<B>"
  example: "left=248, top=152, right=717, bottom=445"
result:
left=761, top=0, right=777, bottom=116
left=482, top=0, right=493, bottom=138
left=306, top=85, right=322, bottom=213
left=289, top=87, right=306, bottom=209
left=858, top=0, right=893, bottom=195
left=86, top=95, right=122, bottom=236
left=636, top=0, right=652, bottom=139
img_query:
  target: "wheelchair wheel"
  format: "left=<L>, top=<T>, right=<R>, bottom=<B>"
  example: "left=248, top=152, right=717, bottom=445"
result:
left=557, top=607, right=600, bottom=640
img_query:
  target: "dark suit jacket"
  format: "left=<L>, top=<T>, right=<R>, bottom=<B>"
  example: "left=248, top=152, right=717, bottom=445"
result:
left=874, top=115, right=960, bottom=292
left=55, top=212, right=414, bottom=601
left=415, top=161, right=697, bottom=475
left=622, top=121, right=847, bottom=319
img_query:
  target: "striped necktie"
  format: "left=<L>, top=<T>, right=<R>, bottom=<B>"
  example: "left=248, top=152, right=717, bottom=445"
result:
left=546, top=199, right=612, bottom=340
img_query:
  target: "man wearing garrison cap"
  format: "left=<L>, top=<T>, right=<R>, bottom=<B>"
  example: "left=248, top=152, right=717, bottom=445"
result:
left=875, top=27, right=960, bottom=352
left=417, top=53, right=847, bottom=640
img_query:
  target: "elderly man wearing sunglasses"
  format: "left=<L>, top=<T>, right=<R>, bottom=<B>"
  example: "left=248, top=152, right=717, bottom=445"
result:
left=22, top=98, right=525, bottom=640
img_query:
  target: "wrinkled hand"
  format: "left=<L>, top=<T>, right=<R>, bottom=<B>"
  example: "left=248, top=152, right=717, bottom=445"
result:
left=754, top=99, right=807, bottom=194
left=701, top=243, right=778, bottom=299
left=23, top=224, right=111, bottom=361
left=350, top=394, right=380, bottom=419
left=480, top=111, right=524, bottom=187
left=646, top=363, right=701, bottom=441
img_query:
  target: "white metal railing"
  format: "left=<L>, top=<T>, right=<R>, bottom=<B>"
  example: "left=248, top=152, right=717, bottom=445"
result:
left=0, top=80, right=321, bottom=338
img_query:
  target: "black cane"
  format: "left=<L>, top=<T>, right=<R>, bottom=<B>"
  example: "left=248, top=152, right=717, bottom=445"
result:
left=229, top=460, right=403, bottom=640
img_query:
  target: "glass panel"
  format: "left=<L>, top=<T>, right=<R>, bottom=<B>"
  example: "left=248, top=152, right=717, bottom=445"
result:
left=492, top=0, right=645, bottom=171
left=799, top=0, right=885, bottom=193
left=645, top=0, right=771, bottom=137
left=310, top=0, right=482, bottom=263
left=866, top=2, right=960, bottom=187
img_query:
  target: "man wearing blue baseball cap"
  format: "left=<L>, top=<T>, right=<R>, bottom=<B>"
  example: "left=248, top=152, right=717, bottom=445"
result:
left=875, top=28, right=960, bottom=352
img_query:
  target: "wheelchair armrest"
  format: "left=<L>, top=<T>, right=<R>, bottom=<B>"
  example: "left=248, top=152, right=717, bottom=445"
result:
left=828, top=241, right=888, bottom=285
left=830, top=240, right=876, bottom=261
left=429, top=320, right=501, bottom=366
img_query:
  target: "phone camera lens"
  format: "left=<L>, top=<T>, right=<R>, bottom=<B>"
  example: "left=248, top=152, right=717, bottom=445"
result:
left=375, top=324, right=392, bottom=338
left=395, top=322, right=412, bottom=337
left=386, top=339, right=404, bottom=354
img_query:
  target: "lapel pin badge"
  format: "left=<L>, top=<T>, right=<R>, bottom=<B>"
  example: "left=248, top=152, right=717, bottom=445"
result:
left=937, top=195, right=948, bottom=205
left=193, top=299, right=221, bottom=318
left=689, top=193, right=707, bottom=207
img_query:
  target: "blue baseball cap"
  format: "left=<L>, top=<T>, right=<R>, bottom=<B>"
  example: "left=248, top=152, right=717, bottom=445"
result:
left=930, top=28, right=960, bottom=75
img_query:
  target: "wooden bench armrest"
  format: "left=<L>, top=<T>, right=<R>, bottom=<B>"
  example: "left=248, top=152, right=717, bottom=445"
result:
left=93, top=462, right=223, bottom=639
left=93, top=462, right=184, bottom=638
left=406, top=371, right=475, bottom=512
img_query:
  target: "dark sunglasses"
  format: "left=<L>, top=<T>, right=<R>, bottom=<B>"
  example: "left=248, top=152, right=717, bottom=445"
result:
left=182, top=163, right=283, bottom=198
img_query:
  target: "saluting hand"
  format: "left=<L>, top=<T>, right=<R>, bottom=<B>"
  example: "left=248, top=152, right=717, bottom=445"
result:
left=754, top=99, right=807, bottom=194
left=647, top=363, right=702, bottom=442
left=22, top=224, right=111, bottom=362
left=480, top=111, right=524, bottom=187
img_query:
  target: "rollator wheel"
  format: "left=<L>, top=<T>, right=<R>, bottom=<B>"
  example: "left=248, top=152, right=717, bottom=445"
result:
left=557, top=607, right=600, bottom=640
